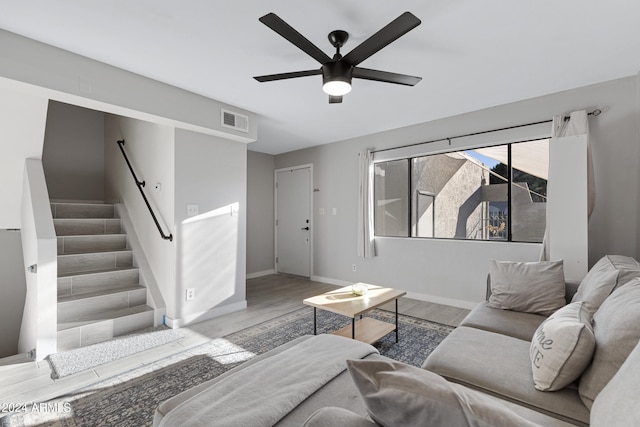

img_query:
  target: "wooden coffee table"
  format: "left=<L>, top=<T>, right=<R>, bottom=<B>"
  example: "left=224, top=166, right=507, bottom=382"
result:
left=303, top=284, right=406, bottom=345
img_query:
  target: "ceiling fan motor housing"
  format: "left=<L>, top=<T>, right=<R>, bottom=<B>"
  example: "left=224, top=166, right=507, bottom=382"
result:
left=322, top=61, right=353, bottom=86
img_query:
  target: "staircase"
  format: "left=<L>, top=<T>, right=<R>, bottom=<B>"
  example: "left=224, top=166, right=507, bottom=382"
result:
left=52, top=201, right=155, bottom=352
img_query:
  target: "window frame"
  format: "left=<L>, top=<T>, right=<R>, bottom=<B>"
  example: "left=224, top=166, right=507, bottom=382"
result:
left=373, top=137, right=549, bottom=243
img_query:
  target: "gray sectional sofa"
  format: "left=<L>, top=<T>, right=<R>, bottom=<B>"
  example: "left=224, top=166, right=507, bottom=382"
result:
left=155, top=255, right=640, bottom=426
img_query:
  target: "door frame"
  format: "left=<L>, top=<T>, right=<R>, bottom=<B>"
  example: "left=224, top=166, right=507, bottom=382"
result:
left=274, top=163, right=313, bottom=277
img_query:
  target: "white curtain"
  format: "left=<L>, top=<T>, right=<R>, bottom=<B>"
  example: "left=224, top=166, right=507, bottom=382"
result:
left=540, top=110, right=593, bottom=274
left=357, top=149, right=376, bottom=258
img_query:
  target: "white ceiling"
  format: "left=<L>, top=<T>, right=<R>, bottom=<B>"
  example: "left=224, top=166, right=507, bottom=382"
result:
left=1, top=1, right=639, bottom=154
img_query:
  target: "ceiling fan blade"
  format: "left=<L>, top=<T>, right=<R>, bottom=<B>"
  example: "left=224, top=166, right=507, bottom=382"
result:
left=352, top=67, right=422, bottom=86
left=342, top=12, right=421, bottom=67
left=329, top=95, right=343, bottom=104
left=259, top=13, right=332, bottom=64
left=254, top=69, right=322, bottom=82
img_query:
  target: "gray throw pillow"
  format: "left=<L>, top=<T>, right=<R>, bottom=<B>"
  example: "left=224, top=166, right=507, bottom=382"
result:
left=347, top=359, right=541, bottom=427
left=571, top=255, right=640, bottom=314
left=530, top=301, right=595, bottom=391
left=488, top=260, right=566, bottom=316
left=590, top=337, right=640, bottom=427
left=579, top=277, right=640, bottom=409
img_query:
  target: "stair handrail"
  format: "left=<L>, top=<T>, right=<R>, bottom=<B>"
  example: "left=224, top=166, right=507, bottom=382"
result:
left=116, top=139, right=173, bottom=242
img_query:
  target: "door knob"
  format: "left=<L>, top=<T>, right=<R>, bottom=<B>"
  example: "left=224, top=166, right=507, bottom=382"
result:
left=301, top=226, right=310, bottom=230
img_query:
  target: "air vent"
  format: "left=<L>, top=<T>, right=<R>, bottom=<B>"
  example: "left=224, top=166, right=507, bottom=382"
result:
left=221, top=109, right=249, bottom=133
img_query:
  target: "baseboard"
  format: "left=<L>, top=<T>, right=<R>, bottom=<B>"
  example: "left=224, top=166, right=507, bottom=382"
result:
left=164, top=300, right=247, bottom=328
left=310, top=275, right=477, bottom=310
left=310, top=275, right=352, bottom=287
left=246, top=269, right=275, bottom=279
left=405, top=291, right=478, bottom=310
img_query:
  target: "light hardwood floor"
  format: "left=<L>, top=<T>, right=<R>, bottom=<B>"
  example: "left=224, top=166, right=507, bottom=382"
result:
left=0, top=275, right=469, bottom=406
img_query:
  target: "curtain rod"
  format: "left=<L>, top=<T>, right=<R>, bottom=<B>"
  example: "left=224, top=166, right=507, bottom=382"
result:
left=372, top=108, right=602, bottom=154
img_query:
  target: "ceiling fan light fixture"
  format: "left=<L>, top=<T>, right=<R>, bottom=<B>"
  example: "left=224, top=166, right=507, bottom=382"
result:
left=322, top=61, right=353, bottom=96
left=322, top=79, right=351, bottom=96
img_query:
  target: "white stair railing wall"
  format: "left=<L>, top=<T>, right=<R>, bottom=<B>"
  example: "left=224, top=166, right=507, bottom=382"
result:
left=18, top=158, right=57, bottom=360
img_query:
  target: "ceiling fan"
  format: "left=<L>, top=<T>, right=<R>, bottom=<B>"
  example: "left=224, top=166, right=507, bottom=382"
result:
left=253, top=12, right=422, bottom=104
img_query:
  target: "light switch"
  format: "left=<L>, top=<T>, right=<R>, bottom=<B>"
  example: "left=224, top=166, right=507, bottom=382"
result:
left=332, top=208, right=337, bottom=216
left=319, top=208, right=325, bottom=215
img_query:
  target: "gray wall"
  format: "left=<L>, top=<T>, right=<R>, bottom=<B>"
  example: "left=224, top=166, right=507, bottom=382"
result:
left=42, top=101, right=105, bottom=201
left=271, top=76, right=639, bottom=308
left=247, top=151, right=275, bottom=276
left=637, top=72, right=640, bottom=269
left=0, top=230, right=26, bottom=357
left=174, top=129, right=247, bottom=323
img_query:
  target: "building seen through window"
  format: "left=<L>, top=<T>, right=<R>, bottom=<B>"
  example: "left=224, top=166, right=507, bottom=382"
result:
left=374, top=139, right=549, bottom=243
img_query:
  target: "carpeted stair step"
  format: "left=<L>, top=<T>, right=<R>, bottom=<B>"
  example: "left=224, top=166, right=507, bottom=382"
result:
left=57, top=304, right=155, bottom=351
left=57, top=285, right=147, bottom=323
left=57, top=249, right=133, bottom=275
left=57, top=233, right=128, bottom=255
left=58, top=266, right=140, bottom=297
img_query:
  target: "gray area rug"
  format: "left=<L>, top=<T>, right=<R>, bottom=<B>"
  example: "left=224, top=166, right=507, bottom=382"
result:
left=47, top=327, right=184, bottom=379
left=1, top=307, right=453, bottom=427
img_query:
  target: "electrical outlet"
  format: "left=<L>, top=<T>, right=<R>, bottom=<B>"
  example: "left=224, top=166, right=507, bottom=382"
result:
left=352, top=264, right=357, bottom=272
left=186, top=288, right=195, bottom=301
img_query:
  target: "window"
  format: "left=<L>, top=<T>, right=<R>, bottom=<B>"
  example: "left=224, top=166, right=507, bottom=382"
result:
left=374, top=159, right=409, bottom=237
left=374, top=138, right=549, bottom=243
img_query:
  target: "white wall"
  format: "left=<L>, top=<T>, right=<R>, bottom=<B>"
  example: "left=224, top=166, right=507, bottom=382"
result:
left=273, top=76, right=639, bottom=308
left=0, top=230, right=26, bottom=357
left=104, top=114, right=176, bottom=318
left=0, top=87, right=49, bottom=228
left=173, top=129, right=247, bottom=325
left=0, top=29, right=256, bottom=144
left=19, top=159, right=57, bottom=359
left=247, top=151, right=275, bottom=277
left=42, top=101, right=105, bottom=201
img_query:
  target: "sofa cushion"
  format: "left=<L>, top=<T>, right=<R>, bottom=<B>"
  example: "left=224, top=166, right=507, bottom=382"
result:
left=423, top=326, right=590, bottom=425
left=530, top=302, right=595, bottom=391
left=347, top=358, right=540, bottom=427
left=571, top=255, right=640, bottom=314
left=578, top=277, right=640, bottom=409
left=460, top=301, right=546, bottom=341
left=590, top=340, right=640, bottom=427
left=488, top=260, right=566, bottom=316
left=154, top=336, right=382, bottom=427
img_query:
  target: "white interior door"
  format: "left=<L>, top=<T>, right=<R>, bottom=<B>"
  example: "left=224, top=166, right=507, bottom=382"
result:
left=276, top=167, right=311, bottom=277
